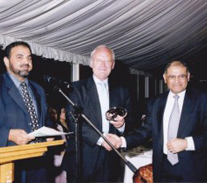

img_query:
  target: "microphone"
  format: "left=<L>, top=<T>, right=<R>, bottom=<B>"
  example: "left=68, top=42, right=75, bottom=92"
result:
left=43, top=75, right=70, bottom=88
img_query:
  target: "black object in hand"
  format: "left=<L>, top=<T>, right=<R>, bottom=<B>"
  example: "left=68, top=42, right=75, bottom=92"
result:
left=106, top=107, right=127, bottom=121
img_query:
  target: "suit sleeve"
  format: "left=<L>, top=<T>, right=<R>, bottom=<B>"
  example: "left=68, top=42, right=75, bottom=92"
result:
left=0, top=112, right=10, bottom=147
left=125, top=98, right=153, bottom=150
left=192, top=93, right=207, bottom=150
left=121, top=87, right=138, bottom=134
left=0, top=78, right=10, bottom=147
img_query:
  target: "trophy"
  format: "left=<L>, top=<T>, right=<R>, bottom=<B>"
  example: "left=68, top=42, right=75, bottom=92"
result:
left=106, top=107, right=127, bottom=121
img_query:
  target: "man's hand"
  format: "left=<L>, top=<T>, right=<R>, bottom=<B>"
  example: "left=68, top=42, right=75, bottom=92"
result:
left=101, top=134, right=122, bottom=151
left=109, top=115, right=125, bottom=129
left=8, top=129, right=35, bottom=145
left=167, top=138, right=187, bottom=153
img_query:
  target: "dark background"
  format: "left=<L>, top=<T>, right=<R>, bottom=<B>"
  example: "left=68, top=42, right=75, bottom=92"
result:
left=0, top=47, right=137, bottom=111
left=1, top=46, right=207, bottom=113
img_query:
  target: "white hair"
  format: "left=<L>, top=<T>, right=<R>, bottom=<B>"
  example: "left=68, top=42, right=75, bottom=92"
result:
left=90, top=45, right=115, bottom=61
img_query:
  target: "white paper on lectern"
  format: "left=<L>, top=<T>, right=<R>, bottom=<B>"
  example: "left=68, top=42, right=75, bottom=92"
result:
left=28, top=126, right=72, bottom=137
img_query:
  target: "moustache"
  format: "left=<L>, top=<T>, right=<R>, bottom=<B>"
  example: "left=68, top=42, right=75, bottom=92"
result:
left=21, top=64, right=30, bottom=68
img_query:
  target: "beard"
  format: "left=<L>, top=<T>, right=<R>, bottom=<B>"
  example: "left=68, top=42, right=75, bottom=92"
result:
left=9, top=64, right=31, bottom=78
left=18, top=70, right=30, bottom=77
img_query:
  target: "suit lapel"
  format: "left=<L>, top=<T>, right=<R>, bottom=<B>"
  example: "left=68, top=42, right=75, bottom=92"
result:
left=177, top=89, right=194, bottom=136
left=108, top=83, right=118, bottom=133
left=86, top=78, right=102, bottom=130
left=5, top=73, right=43, bottom=122
left=9, top=86, right=29, bottom=114
left=157, top=93, right=168, bottom=143
left=4, top=73, right=28, bottom=114
left=29, top=82, right=42, bottom=122
left=109, top=84, right=118, bottom=109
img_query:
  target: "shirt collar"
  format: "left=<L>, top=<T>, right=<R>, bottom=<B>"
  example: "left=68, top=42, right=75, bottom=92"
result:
left=169, top=90, right=186, bottom=99
left=93, top=75, right=108, bottom=85
left=7, top=72, right=29, bottom=88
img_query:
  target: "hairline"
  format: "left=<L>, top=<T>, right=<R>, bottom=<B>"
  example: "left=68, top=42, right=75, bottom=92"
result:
left=164, top=61, right=190, bottom=74
left=4, top=41, right=32, bottom=59
left=90, top=45, right=115, bottom=61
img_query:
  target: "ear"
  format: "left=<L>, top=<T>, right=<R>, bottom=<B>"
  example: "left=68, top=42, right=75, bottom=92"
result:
left=163, top=73, right=167, bottom=83
left=3, top=57, right=10, bottom=68
left=112, top=61, right=115, bottom=69
left=187, top=73, right=190, bottom=81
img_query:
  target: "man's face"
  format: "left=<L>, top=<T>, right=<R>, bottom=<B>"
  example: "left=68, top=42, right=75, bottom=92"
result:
left=4, top=45, right=32, bottom=81
left=90, top=47, right=115, bottom=81
left=163, top=64, right=190, bottom=94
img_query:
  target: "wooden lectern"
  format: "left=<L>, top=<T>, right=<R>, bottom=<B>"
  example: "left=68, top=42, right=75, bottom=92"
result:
left=0, top=140, right=65, bottom=183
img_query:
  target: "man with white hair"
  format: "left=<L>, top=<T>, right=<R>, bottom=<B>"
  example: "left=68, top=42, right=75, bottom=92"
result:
left=62, top=45, right=135, bottom=183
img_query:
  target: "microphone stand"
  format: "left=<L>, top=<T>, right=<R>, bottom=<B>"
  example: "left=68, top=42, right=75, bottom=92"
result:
left=54, top=85, right=138, bottom=182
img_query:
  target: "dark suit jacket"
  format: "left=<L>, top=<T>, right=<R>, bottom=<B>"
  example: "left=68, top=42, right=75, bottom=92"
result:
left=0, top=72, right=51, bottom=182
left=125, top=87, right=207, bottom=182
left=62, top=76, right=135, bottom=180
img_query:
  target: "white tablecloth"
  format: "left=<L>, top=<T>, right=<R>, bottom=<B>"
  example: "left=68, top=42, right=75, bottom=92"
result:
left=123, top=149, right=153, bottom=183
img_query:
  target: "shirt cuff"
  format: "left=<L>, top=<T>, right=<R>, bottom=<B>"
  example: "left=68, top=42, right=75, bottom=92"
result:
left=120, top=136, right=127, bottom=148
left=185, top=137, right=195, bottom=151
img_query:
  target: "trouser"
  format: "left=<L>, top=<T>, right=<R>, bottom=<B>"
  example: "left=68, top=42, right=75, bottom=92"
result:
left=161, top=154, right=183, bottom=182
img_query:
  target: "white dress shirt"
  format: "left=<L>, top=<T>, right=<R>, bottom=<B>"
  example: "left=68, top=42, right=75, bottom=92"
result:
left=163, top=90, right=195, bottom=154
left=93, top=75, right=125, bottom=146
left=121, top=90, right=195, bottom=151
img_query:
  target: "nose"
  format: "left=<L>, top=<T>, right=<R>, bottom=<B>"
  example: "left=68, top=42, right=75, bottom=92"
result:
left=22, top=57, right=30, bottom=64
left=100, top=60, right=106, bottom=66
left=174, top=77, right=180, bottom=83
left=175, top=77, right=179, bottom=81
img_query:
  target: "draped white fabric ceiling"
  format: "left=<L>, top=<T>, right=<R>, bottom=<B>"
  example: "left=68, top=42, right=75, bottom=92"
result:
left=0, top=0, right=207, bottom=71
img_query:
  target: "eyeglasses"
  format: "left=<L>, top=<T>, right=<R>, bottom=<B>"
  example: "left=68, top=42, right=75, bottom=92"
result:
left=94, top=59, right=113, bottom=64
left=167, top=74, right=188, bottom=80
